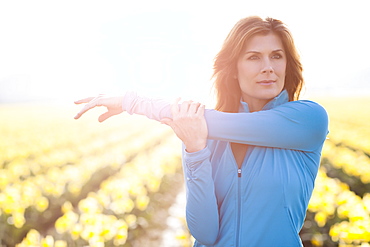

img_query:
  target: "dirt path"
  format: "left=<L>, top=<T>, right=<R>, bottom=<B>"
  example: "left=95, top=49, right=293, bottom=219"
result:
left=128, top=171, right=192, bottom=247
left=161, top=188, right=193, bottom=247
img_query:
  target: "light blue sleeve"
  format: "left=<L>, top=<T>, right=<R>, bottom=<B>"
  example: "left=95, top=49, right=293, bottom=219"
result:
left=205, top=100, right=328, bottom=152
left=182, top=147, right=219, bottom=245
left=123, top=92, right=328, bottom=152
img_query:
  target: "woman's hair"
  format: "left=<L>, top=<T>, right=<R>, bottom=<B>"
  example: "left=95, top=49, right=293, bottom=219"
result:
left=213, top=16, right=304, bottom=112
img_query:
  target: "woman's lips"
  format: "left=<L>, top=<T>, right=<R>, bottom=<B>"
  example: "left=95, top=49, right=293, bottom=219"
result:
left=257, top=80, right=276, bottom=85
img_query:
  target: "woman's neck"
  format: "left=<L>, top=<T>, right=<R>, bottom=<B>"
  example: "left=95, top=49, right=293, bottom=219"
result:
left=243, top=98, right=269, bottom=112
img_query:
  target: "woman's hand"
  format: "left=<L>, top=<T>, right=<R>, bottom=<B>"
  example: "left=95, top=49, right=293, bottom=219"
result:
left=74, top=95, right=125, bottom=122
left=161, top=98, right=208, bottom=153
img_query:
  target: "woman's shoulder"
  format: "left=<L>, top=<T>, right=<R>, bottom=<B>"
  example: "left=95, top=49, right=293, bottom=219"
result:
left=281, top=99, right=329, bottom=125
left=283, top=99, right=327, bottom=113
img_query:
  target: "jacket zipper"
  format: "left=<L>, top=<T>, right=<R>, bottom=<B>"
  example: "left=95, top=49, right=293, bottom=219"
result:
left=236, top=168, right=242, bottom=246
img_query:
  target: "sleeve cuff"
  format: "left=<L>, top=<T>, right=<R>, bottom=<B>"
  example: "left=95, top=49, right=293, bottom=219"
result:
left=183, top=146, right=212, bottom=170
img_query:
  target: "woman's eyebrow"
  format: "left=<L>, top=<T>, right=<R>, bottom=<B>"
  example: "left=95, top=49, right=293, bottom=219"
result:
left=244, top=50, right=260, bottom=54
left=244, top=49, right=284, bottom=55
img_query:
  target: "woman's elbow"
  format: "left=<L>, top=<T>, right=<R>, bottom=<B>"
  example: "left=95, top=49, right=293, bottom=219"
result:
left=189, top=225, right=219, bottom=246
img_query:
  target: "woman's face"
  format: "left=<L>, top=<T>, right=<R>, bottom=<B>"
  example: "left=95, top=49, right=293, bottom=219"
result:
left=236, top=33, right=286, bottom=111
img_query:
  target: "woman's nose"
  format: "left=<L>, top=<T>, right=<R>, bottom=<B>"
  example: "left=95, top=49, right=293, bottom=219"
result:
left=262, top=65, right=274, bottom=74
left=261, top=57, right=274, bottom=74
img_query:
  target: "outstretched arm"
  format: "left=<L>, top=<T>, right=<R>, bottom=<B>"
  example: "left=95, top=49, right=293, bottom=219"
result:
left=119, top=92, right=328, bottom=152
left=74, top=92, right=328, bottom=152
left=204, top=101, right=328, bottom=152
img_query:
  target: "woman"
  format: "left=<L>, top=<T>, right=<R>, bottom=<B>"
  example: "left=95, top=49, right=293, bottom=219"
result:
left=75, top=16, right=328, bottom=247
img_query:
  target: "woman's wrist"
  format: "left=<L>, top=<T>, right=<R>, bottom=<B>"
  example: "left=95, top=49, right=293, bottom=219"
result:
left=185, top=140, right=207, bottom=153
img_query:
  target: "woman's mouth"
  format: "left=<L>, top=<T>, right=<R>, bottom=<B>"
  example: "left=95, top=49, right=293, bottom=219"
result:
left=257, top=80, right=276, bottom=85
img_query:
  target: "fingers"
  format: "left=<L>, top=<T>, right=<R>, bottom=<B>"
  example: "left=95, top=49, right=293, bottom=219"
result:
left=179, top=100, right=190, bottom=115
left=170, top=97, right=181, bottom=117
left=74, top=96, right=102, bottom=119
left=74, top=97, right=95, bottom=104
left=178, top=100, right=203, bottom=117
left=196, top=104, right=205, bottom=117
left=188, top=101, right=201, bottom=115
left=98, top=112, right=111, bottom=123
left=98, top=108, right=123, bottom=122
left=74, top=104, right=93, bottom=119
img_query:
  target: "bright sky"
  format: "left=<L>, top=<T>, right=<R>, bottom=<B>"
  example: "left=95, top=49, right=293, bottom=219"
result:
left=0, top=0, right=369, bottom=104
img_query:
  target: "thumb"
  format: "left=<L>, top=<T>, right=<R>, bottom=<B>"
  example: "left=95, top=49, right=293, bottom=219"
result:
left=160, top=117, right=173, bottom=126
left=98, top=108, right=123, bottom=122
left=98, top=111, right=113, bottom=122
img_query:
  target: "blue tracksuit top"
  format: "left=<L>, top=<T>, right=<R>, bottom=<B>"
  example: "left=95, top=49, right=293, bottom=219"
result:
left=123, top=90, right=329, bottom=247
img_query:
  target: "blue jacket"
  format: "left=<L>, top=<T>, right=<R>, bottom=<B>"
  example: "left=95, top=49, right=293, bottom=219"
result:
left=123, top=90, right=329, bottom=247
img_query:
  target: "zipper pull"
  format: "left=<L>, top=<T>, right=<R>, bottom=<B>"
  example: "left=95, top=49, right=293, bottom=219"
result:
left=238, top=168, right=242, bottom=177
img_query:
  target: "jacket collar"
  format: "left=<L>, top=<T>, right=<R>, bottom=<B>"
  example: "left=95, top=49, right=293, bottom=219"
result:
left=239, top=90, right=289, bottom=113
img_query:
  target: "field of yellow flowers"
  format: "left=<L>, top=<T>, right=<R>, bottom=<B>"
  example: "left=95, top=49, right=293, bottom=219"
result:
left=0, top=103, right=183, bottom=246
left=302, top=96, right=370, bottom=247
left=0, top=96, right=369, bottom=247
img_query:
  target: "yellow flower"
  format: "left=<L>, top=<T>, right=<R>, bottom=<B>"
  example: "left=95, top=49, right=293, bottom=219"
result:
left=54, top=240, right=67, bottom=247
left=80, top=226, right=96, bottom=241
left=0, top=169, right=10, bottom=190
left=78, top=197, right=102, bottom=214
left=311, top=234, right=323, bottom=246
left=36, top=196, right=49, bottom=212
left=113, top=228, right=128, bottom=246
left=41, top=235, right=54, bottom=247
left=22, top=229, right=41, bottom=245
left=61, top=201, right=73, bottom=214
left=13, top=212, right=26, bottom=228
left=71, top=223, right=83, bottom=240
left=55, top=211, right=78, bottom=234
left=67, top=182, right=82, bottom=196
left=136, top=195, right=150, bottom=211
left=314, top=211, right=327, bottom=227
left=124, top=214, right=137, bottom=228
left=363, top=193, right=370, bottom=214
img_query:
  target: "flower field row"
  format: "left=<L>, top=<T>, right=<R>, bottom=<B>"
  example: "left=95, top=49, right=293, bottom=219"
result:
left=0, top=103, right=183, bottom=246
left=16, top=134, right=182, bottom=247
left=300, top=96, right=370, bottom=247
left=307, top=167, right=370, bottom=246
left=321, top=141, right=370, bottom=196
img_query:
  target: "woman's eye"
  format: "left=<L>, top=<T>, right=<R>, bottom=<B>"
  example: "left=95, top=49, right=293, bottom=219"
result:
left=272, top=54, right=282, bottom=59
left=248, top=55, right=259, bottom=60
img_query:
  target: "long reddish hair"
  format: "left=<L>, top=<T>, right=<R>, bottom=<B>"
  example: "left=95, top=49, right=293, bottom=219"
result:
left=213, top=16, right=304, bottom=112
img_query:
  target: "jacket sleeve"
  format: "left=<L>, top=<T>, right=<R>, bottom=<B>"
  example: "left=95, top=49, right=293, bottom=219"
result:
left=122, top=91, right=172, bottom=120
left=182, top=147, right=220, bottom=245
left=122, top=92, right=328, bottom=152
left=205, top=100, right=328, bottom=152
